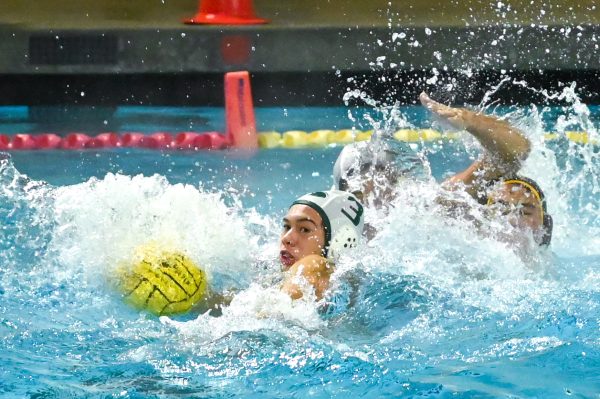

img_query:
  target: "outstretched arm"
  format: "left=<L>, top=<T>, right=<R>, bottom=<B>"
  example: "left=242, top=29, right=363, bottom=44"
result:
left=420, top=92, right=531, bottom=198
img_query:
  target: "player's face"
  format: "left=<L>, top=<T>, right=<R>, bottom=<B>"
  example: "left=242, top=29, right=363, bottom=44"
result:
left=487, top=183, right=544, bottom=242
left=279, top=205, right=326, bottom=270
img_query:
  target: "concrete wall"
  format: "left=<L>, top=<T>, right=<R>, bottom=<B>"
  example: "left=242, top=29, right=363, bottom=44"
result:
left=0, top=1, right=598, bottom=105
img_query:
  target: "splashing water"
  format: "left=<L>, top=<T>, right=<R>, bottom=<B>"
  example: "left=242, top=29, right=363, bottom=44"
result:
left=48, top=172, right=258, bottom=290
left=1, top=90, right=599, bottom=397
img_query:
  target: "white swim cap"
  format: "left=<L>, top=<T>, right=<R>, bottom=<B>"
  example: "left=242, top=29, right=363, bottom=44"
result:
left=332, top=142, right=369, bottom=192
left=332, top=139, right=430, bottom=191
left=291, top=190, right=364, bottom=260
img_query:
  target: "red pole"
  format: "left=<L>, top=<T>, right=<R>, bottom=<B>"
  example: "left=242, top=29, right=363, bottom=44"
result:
left=224, top=71, right=258, bottom=150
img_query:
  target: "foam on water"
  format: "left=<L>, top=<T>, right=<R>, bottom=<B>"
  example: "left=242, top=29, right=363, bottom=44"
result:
left=163, top=283, right=324, bottom=343
left=48, top=173, right=260, bottom=291
left=519, top=85, right=600, bottom=256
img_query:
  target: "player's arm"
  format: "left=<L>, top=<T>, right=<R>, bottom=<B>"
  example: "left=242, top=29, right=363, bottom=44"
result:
left=420, top=92, right=531, bottom=198
left=192, top=289, right=234, bottom=316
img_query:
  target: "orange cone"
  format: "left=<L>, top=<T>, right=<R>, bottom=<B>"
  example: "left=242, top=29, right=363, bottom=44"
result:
left=184, top=0, right=268, bottom=25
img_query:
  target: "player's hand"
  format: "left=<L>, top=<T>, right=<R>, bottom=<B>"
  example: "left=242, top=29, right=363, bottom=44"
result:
left=420, top=92, right=471, bottom=130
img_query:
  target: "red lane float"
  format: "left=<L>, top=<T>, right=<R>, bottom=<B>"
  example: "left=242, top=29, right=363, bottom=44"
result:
left=35, top=133, right=62, bottom=149
left=121, top=133, right=145, bottom=147
left=11, top=134, right=37, bottom=150
left=208, top=132, right=229, bottom=149
left=85, top=132, right=121, bottom=149
left=60, top=133, right=91, bottom=150
left=0, top=132, right=233, bottom=151
left=194, top=132, right=229, bottom=150
left=140, top=132, right=173, bottom=149
left=174, top=132, right=201, bottom=149
left=0, top=134, right=9, bottom=150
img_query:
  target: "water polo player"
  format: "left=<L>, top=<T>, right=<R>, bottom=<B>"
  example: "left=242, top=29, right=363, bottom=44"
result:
left=280, top=190, right=364, bottom=301
left=421, top=92, right=553, bottom=248
left=485, top=176, right=553, bottom=247
left=332, top=92, right=553, bottom=249
left=333, top=137, right=430, bottom=209
left=192, top=190, right=365, bottom=316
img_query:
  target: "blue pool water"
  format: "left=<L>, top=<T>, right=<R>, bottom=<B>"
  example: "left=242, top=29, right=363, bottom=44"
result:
left=1, top=100, right=599, bottom=398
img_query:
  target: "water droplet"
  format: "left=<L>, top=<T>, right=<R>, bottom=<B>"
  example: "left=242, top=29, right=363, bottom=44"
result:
left=392, top=32, right=406, bottom=42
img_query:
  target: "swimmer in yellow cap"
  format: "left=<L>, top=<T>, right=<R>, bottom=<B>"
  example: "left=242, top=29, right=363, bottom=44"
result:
left=484, top=176, right=553, bottom=247
left=420, top=93, right=553, bottom=248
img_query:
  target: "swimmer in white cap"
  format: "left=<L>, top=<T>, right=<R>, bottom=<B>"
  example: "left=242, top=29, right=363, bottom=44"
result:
left=197, top=190, right=365, bottom=316
left=332, top=92, right=552, bottom=249
left=280, top=190, right=364, bottom=300
left=333, top=136, right=430, bottom=210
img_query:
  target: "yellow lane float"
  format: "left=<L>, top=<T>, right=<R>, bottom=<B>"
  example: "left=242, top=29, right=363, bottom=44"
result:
left=258, top=129, right=597, bottom=148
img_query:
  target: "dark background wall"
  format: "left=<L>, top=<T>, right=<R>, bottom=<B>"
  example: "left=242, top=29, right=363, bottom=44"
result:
left=0, top=0, right=598, bottom=105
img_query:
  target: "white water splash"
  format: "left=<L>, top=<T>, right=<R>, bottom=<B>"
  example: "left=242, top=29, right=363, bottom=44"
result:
left=162, top=283, right=324, bottom=343
left=49, top=173, right=258, bottom=287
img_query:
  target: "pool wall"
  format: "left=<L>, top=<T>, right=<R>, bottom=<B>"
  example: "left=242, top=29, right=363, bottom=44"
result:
left=0, top=0, right=598, bottom=106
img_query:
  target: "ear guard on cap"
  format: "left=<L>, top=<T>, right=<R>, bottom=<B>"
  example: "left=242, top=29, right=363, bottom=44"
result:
left=327, top=223, right=361, bottom=260
left=541, top=213, right=553, bottom=247
left=292, top=190, right=364, bottom=260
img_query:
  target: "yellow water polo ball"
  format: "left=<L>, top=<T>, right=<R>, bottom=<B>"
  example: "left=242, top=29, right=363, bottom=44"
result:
left=117, top=248, right=208, bottom=316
